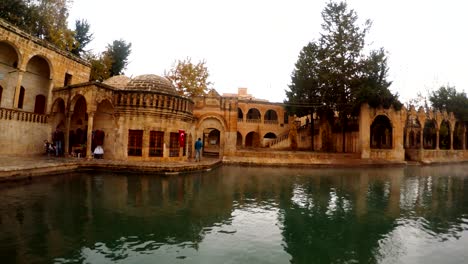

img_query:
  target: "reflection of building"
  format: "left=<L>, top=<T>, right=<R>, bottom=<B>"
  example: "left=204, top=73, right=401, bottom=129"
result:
left=1, top=19, right=467, bottom=163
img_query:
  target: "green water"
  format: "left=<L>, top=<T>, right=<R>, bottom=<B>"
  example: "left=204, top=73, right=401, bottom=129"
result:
left=1, top=165, right=468, bottom=264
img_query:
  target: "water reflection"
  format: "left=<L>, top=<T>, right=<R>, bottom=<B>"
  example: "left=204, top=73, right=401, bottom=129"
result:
left=0, top=165, right=467, bottom=263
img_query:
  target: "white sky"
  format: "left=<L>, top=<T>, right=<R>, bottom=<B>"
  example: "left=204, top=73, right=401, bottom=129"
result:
left=69, top=0, right=468, bottom=103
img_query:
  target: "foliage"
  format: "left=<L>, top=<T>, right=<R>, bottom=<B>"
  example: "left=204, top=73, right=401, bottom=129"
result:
left=85, top=52, right=111, bottom=82
left=165, top=58, right=212, bottom=97
left=429, top=86, right=468, bottom=121
left=0, top=0, right=93, bottom=56
left=86, top=39, right=132, bottom=81
left=285, top=1, right=401, bottom=117
left=104, top=39, right=132, bottom=77
left=70, top=19, right=93, bottom=56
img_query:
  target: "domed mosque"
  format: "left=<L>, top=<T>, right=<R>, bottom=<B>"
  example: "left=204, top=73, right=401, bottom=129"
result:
left=51, top=74, right=195, bottom=161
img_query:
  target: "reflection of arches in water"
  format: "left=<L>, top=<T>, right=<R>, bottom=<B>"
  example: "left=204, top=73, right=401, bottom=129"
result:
left=236, top=132, right=242, bottom=146
left=423, top=119, right=437, bottom=149
left=245, top=131, right=260, bottom=147
left=439, top=120, right=451, bottom=149
left=370, top=115, right=392, bottom=149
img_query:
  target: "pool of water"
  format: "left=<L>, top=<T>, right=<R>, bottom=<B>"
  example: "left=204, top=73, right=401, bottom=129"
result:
left=1, top=165, right=468, bottom=263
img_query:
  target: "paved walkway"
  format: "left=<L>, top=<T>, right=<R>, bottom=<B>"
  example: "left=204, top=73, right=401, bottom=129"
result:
left=0, top=155, right=221, bottom=181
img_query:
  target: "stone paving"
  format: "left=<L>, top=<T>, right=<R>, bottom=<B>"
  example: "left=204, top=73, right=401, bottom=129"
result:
left=0, top=154, right=221, bottom=181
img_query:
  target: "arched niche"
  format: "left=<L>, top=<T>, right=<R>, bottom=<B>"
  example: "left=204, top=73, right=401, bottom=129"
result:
left=370, top=115, right=392, bottom=149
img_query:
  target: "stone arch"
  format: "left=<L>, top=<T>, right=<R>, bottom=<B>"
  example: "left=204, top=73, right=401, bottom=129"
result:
left=21, top=55, right=51, bottom=112
left=93, top=99, right=115, bottom=158
left=69, top=95, right=88, bottom=153
left=263, top=132, right=277, bottom=147
left=238, top=108, right=244, bottom=121
left=439, top=120, right=451, bottom=150
left=423, top=119, right=437, bottom=149
left=0, top=41, right=21, bottom=67
left=404, top=115, right=422, bottom=149
left=196, top=114, right=226, bottom=157
left=50, top=98, right=66, bottom=136
left=246, top=108, right=261, bottom=122
left=245, top=131, right=260, bottom=147
left=264, top=109, right=278, bottom=121
left=370, top=115, right=392, bottom=149
left=236, top=131, right=243, bottom=146
left=453, top=121, right=464, bottom=150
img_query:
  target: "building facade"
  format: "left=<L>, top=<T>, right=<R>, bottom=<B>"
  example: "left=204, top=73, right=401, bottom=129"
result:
left=1, top=19, right=467, bottom=163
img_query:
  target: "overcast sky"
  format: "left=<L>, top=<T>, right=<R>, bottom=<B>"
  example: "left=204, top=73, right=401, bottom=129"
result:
left=69, top=0, right=468, bottom=103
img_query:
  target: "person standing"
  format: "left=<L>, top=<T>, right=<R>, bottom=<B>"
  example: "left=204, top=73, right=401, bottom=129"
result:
left=195, top=138, right=203, bottom=162
left=53, top=128, right=63, bottom=157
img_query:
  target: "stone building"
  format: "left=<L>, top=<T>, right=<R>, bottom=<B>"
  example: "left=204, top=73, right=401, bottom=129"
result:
left=1, top=19, right=467, bottom=164
left=0, top=19, right=90, bottom=155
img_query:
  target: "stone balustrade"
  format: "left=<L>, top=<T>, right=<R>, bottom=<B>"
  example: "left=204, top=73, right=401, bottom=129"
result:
left=0, top=108, right=47, bottom=124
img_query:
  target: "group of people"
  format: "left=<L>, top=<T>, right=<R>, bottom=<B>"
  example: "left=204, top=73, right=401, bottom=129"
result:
left=44, top=128, right=65, bottom=157
left=44, top=128, right=105, bottom=159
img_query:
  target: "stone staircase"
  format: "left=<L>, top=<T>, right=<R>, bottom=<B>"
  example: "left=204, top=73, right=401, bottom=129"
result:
left=269, top=124, right=309, bottom=149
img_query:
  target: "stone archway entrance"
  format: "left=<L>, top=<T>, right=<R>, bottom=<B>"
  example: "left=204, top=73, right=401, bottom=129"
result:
left=203, top=128, right=220, bottom=157
left=197, top=116, right=225, bottom=158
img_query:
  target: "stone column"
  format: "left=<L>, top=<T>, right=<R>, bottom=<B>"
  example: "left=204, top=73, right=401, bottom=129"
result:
left=64, top=112, right=73, bottom=155
left=419, top=129, right=424, bottom=149
left=45, top=79, right=54, bottom=114
left=142, top=128, right=149, bottom=159
left=86, top=112, right=95, bottom=158
left=463, top=127, right=467, bottom=150
left=12, top=71, right=24, bottom=108
left=450, top=128, right=454, bottom=150
left=359, top=104, right=371, bottom=159
left=436, top=129, right=440, bottom=150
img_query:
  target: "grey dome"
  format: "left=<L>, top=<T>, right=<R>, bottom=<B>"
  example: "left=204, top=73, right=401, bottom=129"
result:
left=125, top=74, right=176, bottom=94
left=103, top=75, right=131, bottom=89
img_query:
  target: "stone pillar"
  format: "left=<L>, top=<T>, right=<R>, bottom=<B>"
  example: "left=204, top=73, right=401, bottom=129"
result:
left=64, top=112, right=73, bottom=155
left=419, top=129, right=424, bottom=149
left=436, top=129, right=440, bottom=150
left=142, top=128, right=149, bottom=159
left=12, top=71, right=24, bottom=108
left=463, top=127, right=467, bottom=150
left=45, top=79, right=54, bottom=114
left=163, top=130, right=170, bottom=158
left=86, top=112, right=95, bottom=158
left=359, top=104, right=371, bottom=159
left=450, top=127, right=454, bottom=150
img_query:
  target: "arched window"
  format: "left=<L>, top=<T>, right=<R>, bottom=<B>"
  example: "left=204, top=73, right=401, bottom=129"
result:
left=18, top=86, right=25, bottom=109
left=34, top=94, right=46, bottom=114
left=370, top=115, right=393, bottom=149
left=238, top=108, right=243, bottom=121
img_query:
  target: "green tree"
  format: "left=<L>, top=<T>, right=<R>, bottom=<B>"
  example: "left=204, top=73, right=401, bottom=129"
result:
left=165, top=57, right=212, bottom=97
left=70, top=19, right=93, bottom=56
left=285, top=1, right=400, bottom=152
left=0, top=0, right=36, bottom=31
left=85, top=52, right=111, bottom=82
left=104, top=39, right=132, bottom=76
left=429, top=86, right=468, bottom=122
left=87, top=39, right=132, bottom=81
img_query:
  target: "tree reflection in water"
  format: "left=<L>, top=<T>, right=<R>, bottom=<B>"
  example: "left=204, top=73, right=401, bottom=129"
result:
left=0, top=165, right=467, bottom=263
